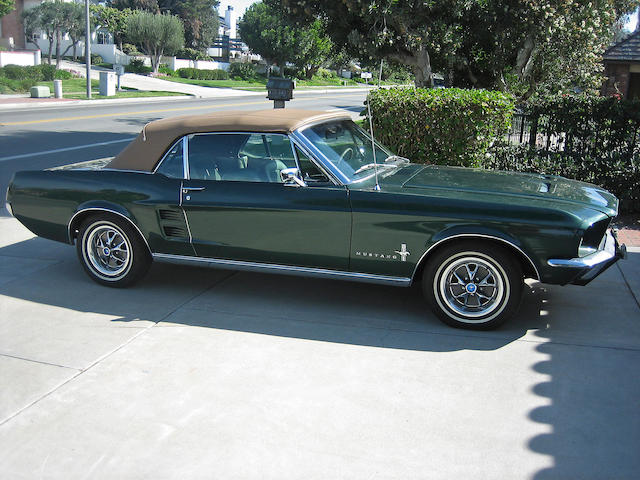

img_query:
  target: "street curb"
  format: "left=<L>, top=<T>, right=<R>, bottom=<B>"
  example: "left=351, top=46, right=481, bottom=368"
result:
left=0, top=87, right=374, bottom=112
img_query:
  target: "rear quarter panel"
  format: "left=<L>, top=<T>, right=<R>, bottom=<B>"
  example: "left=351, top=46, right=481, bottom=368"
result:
left=7, top=169, right=190, bottom=255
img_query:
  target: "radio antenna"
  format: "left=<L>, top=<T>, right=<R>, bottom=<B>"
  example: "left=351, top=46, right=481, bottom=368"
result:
left=366, top=98, right=381, bottom=191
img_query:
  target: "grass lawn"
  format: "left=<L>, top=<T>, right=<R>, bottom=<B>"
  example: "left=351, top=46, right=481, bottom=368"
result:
left=35, top=78, right=189, bottom=100
left=161, top=75, right=368, bottom=91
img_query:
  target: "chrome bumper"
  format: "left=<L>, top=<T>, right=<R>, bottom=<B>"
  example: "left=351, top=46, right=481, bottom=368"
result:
left=548, top=229, right=627, bottom=286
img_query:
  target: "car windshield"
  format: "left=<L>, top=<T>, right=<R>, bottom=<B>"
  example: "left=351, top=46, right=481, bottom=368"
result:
left=298, top=119, right=405, bottom=183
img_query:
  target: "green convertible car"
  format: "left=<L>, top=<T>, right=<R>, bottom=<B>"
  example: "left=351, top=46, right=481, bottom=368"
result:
left=6, top=109, right=626, bottom=329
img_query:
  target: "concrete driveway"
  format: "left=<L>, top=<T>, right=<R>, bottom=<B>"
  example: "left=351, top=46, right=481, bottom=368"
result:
left=1, top=214, right=639, bottom=479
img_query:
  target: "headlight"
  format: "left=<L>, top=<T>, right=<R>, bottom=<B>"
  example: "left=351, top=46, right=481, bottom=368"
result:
left=578, top=218, right=610, bottom=257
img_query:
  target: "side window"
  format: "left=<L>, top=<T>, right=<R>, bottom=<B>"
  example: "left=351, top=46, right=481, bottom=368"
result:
left=155, top=140, right=184, bottom=179
left=237, top=133, right=296, bottom=183
left=296, top=146, right=329, bottom=184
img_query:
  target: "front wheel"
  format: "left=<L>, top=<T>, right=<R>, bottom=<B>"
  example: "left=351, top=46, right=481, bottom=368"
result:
left=423, top=242, right=523, bottom=329
left=76, top=215, right=151, bottom=287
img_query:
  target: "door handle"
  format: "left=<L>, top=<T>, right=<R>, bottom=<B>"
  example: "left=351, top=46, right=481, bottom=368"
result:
left=182, top=186, right=206, bottom=193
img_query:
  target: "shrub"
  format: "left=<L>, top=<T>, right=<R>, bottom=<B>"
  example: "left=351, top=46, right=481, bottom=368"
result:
left=316, top=68, right=336, bottom=79
left=1, top=64, right=43, bottom=82
left=54, top=69, right=73, bottom=80
left=176, top=67, right=229, bottom=80
left=176, top=48, right=211, bottom=61
left=126, top=58, right=152, bottom=74
left=122, top=43, right=141, bottom=55
left=488, top=95, right=640, bottom=213
left=37, top=63, right=57, bottom=81
left=158, top=65, right=175, bottom=76
left=366, top=87, right=515, bottom=168
left=228, top=62, right=256, bottom=81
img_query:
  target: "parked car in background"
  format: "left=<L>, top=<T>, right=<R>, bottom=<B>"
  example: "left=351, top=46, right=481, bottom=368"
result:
left=6, top=109, right=626, bottom=329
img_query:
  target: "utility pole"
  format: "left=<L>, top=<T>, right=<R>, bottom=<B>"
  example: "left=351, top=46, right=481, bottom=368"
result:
left=85, top=0, right=91, bottom=99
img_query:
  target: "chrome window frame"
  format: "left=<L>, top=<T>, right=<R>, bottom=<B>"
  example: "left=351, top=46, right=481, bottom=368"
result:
left=288, top=136, right=341, bottom=186
left=153, top=131, right=341, bottom=186
left=152, top=137, right=188, bottom=179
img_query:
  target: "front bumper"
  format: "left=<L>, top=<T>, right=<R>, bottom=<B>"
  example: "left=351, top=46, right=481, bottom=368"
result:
left=548, top=229, right=627, bottom=285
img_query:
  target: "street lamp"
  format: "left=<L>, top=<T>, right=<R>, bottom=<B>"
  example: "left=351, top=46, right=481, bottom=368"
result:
left=85, top=0, right=91, bottom=99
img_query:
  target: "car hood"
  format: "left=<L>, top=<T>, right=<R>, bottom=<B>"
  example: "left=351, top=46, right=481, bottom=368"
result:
left=383, top=165, right=618, bottom=216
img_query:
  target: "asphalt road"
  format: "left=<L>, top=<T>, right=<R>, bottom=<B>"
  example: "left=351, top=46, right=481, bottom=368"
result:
left=0, top=91, right=368, bottom=212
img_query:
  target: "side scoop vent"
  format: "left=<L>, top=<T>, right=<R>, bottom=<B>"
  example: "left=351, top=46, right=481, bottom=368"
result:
left=159, top=209, right=183, bottom=221
left=163, top=226, right=188, bottom=238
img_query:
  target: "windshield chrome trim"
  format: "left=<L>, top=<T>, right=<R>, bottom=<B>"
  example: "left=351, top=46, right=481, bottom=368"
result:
left=153, top=253, right=411, bottom=286
left=290, top=130, right=351, bottom=184
left=289, top=136, right=342, bottom=186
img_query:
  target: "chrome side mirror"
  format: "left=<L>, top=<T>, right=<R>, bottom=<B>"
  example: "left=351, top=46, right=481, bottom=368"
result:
left=280, top=168, right=306, bottom=187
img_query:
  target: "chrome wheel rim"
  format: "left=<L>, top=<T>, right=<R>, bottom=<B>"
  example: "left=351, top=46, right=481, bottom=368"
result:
left=438, top=255, right=505, bottom=320
left=85, top=224, right=132, bottom=278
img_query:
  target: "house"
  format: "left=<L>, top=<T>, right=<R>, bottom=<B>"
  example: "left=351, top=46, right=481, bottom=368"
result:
left=602, top=30, right=640, bottom=99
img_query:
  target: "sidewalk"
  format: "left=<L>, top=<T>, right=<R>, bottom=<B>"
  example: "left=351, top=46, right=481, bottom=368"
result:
left=59, top=60, right=255, bottom=98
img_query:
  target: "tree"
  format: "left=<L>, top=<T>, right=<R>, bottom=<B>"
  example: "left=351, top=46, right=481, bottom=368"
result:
left=0, top=0, right=15, bottom=19
left=110, top=0, right=159, bottom=13
left=449, top=0, right=639, bottom=99
left=267, top=0, right=464, bottom=87
left=22, top=1, right=67, bottom=66
left=158, top=0, right=219, bottom=51
left=126, top=11, right=184, bottom=73
left=22, top=1, right=88, bottom=67
left=91, top=5, right=134, bottom=52
left=239, top=2, right=332, bottom=77
left=293, top=19, right=332, bottom=79
left=272, top=0, right=638, bottom=95
left=59, top=2, right=85, bottom=61
left=239, top=2, right=297, bottom=74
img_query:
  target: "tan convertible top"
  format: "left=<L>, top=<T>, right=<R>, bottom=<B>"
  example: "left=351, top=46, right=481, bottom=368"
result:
left=107, top=109, right=351, bottom=172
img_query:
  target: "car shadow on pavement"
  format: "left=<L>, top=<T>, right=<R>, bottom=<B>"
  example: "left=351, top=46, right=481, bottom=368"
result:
left=524, top=257, right=640, bottom=479
left=0, top=236, right=537, bottom=354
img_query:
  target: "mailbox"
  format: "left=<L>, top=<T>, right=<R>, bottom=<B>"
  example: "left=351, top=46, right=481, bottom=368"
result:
left=266, top=77, right=294, bottom=108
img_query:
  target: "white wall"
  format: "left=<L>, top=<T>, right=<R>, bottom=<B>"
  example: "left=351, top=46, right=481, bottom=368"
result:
left=34, top=39, right=134, bottom=65
left=0, top=50, right=41, bottom=67
left=168, top=57, right=230, bottom=71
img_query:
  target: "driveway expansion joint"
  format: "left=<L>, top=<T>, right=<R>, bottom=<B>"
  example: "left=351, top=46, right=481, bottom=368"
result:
left=0, top=353, right=80, bottom=371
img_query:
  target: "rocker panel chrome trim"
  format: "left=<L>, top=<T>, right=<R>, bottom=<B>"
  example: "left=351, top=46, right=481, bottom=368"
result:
left=412, top=233, right=541, bottom=281
left=153, top=253, right=411, bottom=286
left=68, top=207, right=151, bottom=254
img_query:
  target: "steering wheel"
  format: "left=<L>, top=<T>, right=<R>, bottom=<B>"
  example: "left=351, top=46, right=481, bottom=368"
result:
left=336, top=147, right=354, bottom=169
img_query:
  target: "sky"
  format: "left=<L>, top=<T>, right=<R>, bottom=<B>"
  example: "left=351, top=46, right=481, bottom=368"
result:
left=626, top=8, right=639, bottom=32
left=218, top=0, right=256, bottom=20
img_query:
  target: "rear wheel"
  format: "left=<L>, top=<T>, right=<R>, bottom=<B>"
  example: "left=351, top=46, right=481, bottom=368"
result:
left=76, top=215, right=151, bottom=287
left=423, top=242, right=523, bottom=329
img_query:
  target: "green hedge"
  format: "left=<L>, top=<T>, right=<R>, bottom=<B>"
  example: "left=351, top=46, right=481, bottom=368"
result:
left=125, top=59, right=152, bottom=74
left=366, top=87, right=515, bottom=167
left=177, top=67, right=229, bottom=80
left=228, top=62, right=257, bottom=81
left=0, top=64, right=74, bottom=92
left=489, top=95, right=640, bottom=213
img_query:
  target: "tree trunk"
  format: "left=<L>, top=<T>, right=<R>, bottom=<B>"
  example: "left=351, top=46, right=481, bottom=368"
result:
left=47, top=36, right=54, bottom=65
left=55, top=29, right=62, bottom=69
left=412, top=48, right=433, bottom=88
